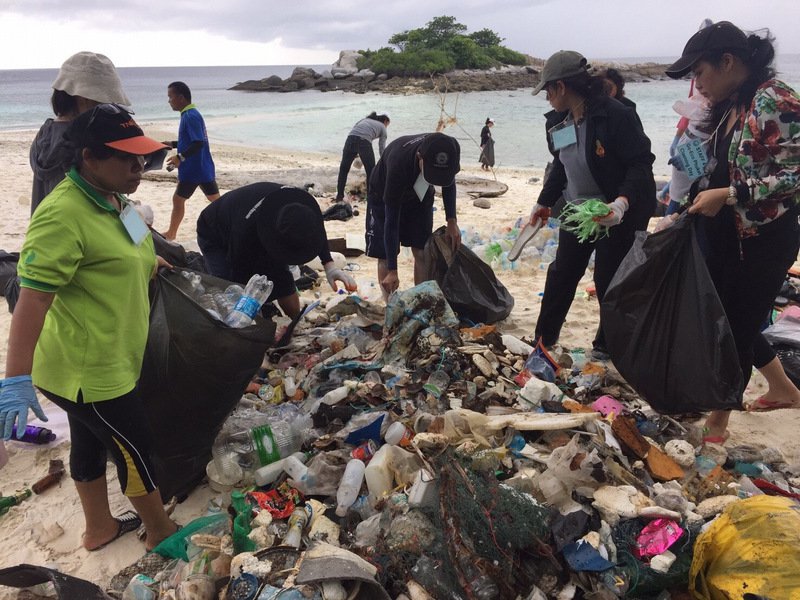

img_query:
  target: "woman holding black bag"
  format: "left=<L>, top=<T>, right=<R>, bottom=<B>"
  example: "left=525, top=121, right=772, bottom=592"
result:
left=666, top=21, right=800, bottom=440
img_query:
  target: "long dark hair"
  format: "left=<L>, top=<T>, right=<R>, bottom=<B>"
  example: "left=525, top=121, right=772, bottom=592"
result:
left=366, top=111, right=390, bottom=125
left=704, top=28, right=776, bottom=128
left=559, top=71, right=607, bottom=106
left=51, top=90, right=79, bottom=117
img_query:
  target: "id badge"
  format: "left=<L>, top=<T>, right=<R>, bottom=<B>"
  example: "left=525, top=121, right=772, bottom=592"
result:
left=675, top=138, right=709, bottom=181
left=120, top=203, right=150, bottom=245
left=549, top=121, right=577, bottom=151
left=413, top=172, right=431, bottom=201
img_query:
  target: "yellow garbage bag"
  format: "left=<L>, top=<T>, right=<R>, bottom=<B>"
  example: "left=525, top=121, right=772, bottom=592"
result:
left=689, top=495, right=800, bottom=599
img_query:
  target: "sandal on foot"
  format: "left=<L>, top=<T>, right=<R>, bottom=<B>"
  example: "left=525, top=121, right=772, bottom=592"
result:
left=86, top=510, right=142, bottom=552
left=746, top=395, right=800, bottom=412
left=701, top=431, right=730, bottom=445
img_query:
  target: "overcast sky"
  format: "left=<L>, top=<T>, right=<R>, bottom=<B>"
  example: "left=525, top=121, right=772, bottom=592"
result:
left=1, top=0, right=798, bottom=70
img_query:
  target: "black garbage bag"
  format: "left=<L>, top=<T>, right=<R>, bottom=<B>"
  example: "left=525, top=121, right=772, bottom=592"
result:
left=0, top=250, right=19, bottom=295
left=774, top=344, right=800, bottom=389
left=0, top=564, right=110, bottom=599
left=4, top=276, right=20, bottom=313
left=423, top=227, right=514, bottom=324
left=322, top=201, right=354, bottom=221
left=139, top=269, right=275, bottom=500
left=600, top=214, right=743, bottom=413
left=151, top=230, right=207, bottom=272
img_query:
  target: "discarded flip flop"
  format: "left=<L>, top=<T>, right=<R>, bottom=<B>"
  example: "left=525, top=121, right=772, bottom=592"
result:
left=508, top=221, right=542, bottom=262
left=746, top=395, right=800, bottom=412
left=86, top=510, right=142, bottom=552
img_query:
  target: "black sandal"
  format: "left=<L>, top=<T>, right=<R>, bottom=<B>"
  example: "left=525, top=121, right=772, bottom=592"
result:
left=86, top=510, right=142, bottom=552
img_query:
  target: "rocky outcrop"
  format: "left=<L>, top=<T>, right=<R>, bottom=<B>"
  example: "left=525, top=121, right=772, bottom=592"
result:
left=229, top=56, right=672, bottom=95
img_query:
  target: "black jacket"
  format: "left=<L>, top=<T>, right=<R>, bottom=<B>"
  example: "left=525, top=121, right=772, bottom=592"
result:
left=538, top=96, right=655, bottom=220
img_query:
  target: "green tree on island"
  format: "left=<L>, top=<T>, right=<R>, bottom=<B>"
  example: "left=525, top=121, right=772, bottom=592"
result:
left=358, top=16, right=528, bottom=77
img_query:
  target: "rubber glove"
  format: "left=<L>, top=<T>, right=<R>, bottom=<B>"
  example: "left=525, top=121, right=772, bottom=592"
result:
left=529, top=204, right=552, bottom=226
left=594, top=198, right=628, bottom=227
left=0, top=375, right=48, bottom=441
left=324, top=262, right=357, bottom=292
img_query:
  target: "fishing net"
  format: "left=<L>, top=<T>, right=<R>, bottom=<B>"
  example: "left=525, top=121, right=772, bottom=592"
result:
left=610, top=517, right=697, bottom=597
left=373, top=450, right=554, bottom=599
left=559, top=199, right=612, bottom=243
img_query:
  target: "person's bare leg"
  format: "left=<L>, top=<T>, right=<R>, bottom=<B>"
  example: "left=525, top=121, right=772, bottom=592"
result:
left=377, top=258, right=390, bottom=302
left=411, top=247, right=427, bottom=285
left=75, top=475, right=118, bottom=551
left=164, top=193, right=189, bottom=240
left=128, top=488, right=178, bottom=551
left=750, top=356, right=800, bottom=409
left=702, top=410, right=731, bottom=442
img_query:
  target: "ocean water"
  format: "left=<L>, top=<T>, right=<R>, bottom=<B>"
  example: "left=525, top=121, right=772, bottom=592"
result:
left=1, top=56, right=798, bottom=178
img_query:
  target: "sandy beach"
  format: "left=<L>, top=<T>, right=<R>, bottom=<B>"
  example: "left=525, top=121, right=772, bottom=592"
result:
left=1, top=124, right=800, bottom=596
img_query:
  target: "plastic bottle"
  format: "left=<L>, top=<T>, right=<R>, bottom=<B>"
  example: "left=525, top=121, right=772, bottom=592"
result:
left=250, top=421, right=302, bottom=467
left=283, top=367, right=298, bottom=398
left=384, top=422, right=414, bottom=447
left=9, top=425, right=56, bottom=444
left=336, top=459, right=366, bottom=517
left=422, top=370, right=450, bottom=399
left=321, top=383, right=354, bottom=405
left=121, top=574, right=156, bottom=600
left=282, top=454, right=309, bottom=481
left=254, top=452, right=308, bottom=486
left=283, top=505, right=310, bottom=548
left=224, top=274, right=274, bottom=328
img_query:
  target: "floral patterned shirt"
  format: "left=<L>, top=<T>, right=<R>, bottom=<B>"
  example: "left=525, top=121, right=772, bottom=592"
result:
left=730, top=79, right=800, bottom=238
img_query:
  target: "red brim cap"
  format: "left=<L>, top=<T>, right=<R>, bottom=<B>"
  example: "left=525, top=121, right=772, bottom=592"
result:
left=106, top=136, right=169, bottom=156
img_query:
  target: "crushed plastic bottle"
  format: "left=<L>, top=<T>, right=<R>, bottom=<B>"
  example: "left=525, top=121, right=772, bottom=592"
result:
left=336, top=459, right=366, bottom=517
left=224, top=274, right=274, bottom=328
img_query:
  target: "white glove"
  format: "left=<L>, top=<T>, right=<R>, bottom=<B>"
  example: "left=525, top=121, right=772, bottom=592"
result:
left=324, top=262, right=357, bottom=292
left=594, top=198, right=628, bottom=227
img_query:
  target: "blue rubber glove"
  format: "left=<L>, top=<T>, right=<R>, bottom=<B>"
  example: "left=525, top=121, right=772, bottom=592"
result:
left=0, top=375, right=48, bottom=441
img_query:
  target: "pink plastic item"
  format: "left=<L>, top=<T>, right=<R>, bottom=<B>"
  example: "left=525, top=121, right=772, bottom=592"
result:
left=591, top=395, right=624, bottom=418
left=634, top=519, right=684, bottom=558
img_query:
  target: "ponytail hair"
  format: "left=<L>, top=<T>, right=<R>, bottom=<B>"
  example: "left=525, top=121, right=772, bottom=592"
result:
left=703, top=28, right=776, bottom=109
left=559, top=71, right=607, bottom=105
left=366, top=111, right=390, bottom=125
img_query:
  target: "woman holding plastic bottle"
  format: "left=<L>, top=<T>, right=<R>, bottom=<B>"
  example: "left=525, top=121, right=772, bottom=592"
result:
left=528, top=50, right=656, bottom=360
left=664, top=22, right=800, bottom=440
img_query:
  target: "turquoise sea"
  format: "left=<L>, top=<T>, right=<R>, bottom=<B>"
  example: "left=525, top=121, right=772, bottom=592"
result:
left=1, top=56, right=798, bottom=178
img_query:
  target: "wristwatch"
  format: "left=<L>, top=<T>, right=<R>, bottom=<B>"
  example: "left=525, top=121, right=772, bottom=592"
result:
left=726, top=184, right=737, bottom=205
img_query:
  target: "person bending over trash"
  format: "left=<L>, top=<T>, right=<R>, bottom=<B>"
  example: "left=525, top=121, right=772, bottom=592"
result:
left=365, top=132, right=462, bottom=299
left=196, top=182, right=356, bottom=319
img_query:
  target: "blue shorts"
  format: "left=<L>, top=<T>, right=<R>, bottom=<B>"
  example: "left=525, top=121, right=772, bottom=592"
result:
left=365, top=191, right=434, bottom=259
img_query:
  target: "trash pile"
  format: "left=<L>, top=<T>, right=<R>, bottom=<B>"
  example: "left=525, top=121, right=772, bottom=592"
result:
left=98, top=281, right=800, bottom=599
left=462, top=218, right=562, bottom=273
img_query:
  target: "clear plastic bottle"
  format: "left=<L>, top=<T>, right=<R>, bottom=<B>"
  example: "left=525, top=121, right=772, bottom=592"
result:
left=224, top=274, right=274, bottom=328
left=254, top=451, right=307, bottom=487
left=336, top=459, right=366, bottom=517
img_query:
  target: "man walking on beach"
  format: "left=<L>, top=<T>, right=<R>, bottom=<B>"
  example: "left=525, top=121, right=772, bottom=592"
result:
left=365, top=132, right=461, bottom=299
left=163, top=81, right=219, bottom=240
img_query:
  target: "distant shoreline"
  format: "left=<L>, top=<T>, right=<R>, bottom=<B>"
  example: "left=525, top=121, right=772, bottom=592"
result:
left=229, top=60, right=674, bottom=95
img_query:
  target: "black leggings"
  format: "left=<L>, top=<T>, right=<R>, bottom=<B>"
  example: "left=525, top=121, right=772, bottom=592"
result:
left=336, top=135, right=375, bottom=199
left=535, top=201, right=653, bottom=348
left=40, top=387, right=159, bottom=497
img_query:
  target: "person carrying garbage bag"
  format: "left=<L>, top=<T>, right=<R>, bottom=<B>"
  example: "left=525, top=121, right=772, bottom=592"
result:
left=196, top=182, right=357, bottom=320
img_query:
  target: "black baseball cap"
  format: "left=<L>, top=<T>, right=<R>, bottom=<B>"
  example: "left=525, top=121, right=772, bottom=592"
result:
left=418, top=133, right=460, bottom=187
left=666, top=21, right=748, bottom=79
left=67, top=103, right=168, bottom=155
left=532, top=50, right=589, bottom=95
